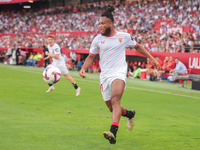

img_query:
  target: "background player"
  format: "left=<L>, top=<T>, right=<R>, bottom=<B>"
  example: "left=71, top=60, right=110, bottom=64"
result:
left=79, top=5, right=159, bottom=144
left=45, top=35, right=81, bottom=96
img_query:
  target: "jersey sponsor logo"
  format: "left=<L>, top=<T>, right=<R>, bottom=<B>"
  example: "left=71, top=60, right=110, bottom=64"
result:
left=101, top=40, right=105, bottom=44
left=118, top=38, right=123, bottom=43
left=55, top=48, right=59, bottom=52
left=131, top=37, right=134, bottom=41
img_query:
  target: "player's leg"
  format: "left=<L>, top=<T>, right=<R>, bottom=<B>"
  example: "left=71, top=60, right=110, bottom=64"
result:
left=45, top=64, right=55, bottom=93
left=63, top=73, right=81, bottom=96
left=46, top=83, right=55, bottom=93
left=103, top=79, right=135, bottom=144
left=110, top=79, right=135, bottom=129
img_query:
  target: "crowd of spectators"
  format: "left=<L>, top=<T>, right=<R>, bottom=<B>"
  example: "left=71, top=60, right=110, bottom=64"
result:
left=0, top=0, right=200, bottom=53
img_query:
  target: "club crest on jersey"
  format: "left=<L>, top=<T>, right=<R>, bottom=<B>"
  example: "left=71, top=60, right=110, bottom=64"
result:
left=101, top=41, right=105, bottom=44
left=118, top=38, right=123, bottom=43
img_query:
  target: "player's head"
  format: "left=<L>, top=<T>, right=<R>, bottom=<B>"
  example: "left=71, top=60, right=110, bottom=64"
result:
left=99, top=5, right=115, bottom=36
left=47, top=35, right=55, bottom=46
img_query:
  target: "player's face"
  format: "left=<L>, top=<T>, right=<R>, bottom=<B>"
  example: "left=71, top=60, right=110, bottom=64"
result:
left=99, top=17, right=112, bottom=36
left=47, top=37, right=54, bottom=46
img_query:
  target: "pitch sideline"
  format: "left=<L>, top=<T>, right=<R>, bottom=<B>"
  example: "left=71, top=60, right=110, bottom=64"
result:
left=6, top=66, right=200, bottom=100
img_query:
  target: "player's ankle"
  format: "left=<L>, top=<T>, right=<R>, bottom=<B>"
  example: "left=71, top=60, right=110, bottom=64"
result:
left=122, top=108, right=135, bottom=119
left=110, top=122, right=119, bottom=138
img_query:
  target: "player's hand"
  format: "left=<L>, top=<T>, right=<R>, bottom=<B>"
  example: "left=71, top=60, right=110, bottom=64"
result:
left=152, top=59, right=160, bottom=70
left=79, top=68, right=86, bottom=78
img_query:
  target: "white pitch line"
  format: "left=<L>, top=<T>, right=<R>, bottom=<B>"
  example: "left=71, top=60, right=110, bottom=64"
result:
left=9, top=67, right=200, bottom=100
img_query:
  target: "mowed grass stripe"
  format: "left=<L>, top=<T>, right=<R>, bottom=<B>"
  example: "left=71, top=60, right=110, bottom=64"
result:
left=4, top=64, right=200, bottom=100
left=0, top=64, right=200, bottom=150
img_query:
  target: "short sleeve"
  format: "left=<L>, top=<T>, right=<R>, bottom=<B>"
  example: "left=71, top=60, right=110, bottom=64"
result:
left=90, top=36, right=99, bottom=55
left=54, top=45, right=60, bottom=55
left=126, top=34, right=137, bottom=48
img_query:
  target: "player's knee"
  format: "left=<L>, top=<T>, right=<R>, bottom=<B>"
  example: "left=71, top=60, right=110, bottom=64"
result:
left=64, top=74, right=70, bottom=80
left=111, top=95, right=120, bottom=105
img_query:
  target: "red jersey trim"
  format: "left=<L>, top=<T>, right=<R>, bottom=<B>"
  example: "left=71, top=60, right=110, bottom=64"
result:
left=50, top=43, right=55, bottom=47
left=134, top=42, right=138, bottom=48
left=89, top=52, right=97, bottom=55
left=106, top=31, right=117, bottom=37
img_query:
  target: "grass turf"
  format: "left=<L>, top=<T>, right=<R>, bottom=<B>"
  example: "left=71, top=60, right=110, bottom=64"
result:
left=0, top=64, right=200, bottom=150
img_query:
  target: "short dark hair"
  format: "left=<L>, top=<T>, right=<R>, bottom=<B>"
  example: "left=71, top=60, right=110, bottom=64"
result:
left=175, top=58, right=179, bottom=60
left=101, top=5, right=115, bottom=22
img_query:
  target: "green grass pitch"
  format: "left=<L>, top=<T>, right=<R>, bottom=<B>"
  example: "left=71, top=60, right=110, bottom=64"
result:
left=0, top=64, right=200, bottom=150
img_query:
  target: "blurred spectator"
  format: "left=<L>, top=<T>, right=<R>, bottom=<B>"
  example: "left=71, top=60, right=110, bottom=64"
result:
left=0, top=50, right=7, bottom=62
left=15, top=46, right=20, bottom=65
left=129, top=65, right=142, bottom=79
left=171, top=58, right=187, bottom=81
left=61, top=52, right=68, bottom=63
left=43, top=45, right=50, bottom=68
left=69, top=50, right=77, bottom=70
left=27, top=53, right=34, bottom=66
left=157, top=56, right=175, bottom=81
left=34, top=52, right=42, bottom=67
left=0, top=0, right=199, bottom=53
left=77, top=59, right=84, bottom=71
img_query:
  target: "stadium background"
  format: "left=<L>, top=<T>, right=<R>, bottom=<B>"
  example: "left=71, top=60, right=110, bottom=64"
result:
left=0, top=0, right=200, bottom=75
left=0, top=1, right=200, bottom=149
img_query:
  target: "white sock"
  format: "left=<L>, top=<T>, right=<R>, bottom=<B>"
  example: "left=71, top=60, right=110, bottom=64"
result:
left=146, top=75, right=150, bottom=79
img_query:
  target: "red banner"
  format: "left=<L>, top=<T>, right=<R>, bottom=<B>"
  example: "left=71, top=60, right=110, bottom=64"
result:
left=0, top=29, right=134, bottom=38
left=29, top=27, right=39, bottom=32
left=48, top=29, right=134, bottom=36
left=0, top=0, right=38, bottom=4
left=0, top=33, right=15, bottom=37
left=154, top=20, right=173, bottom=28
left=20, top=32, right=44, bottom=36
left=154, top=26, right=193, bottom=33
left=118, top=29, right=134, bottom=33
left=49, top=31, right=97, bottom=36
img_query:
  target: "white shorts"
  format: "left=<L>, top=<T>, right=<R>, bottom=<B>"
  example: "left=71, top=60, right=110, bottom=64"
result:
left=100, top=75, right=126, bottom=101
left=47, top=64, right=69, bottom=75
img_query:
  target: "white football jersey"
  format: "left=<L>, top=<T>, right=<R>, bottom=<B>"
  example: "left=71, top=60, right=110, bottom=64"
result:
left=90, top=31, right=137, bottom=81
left=47, top=43, right=65, bottom=66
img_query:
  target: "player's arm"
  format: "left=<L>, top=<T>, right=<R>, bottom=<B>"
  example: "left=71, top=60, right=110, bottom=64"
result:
left=45, top=51, right=59, bottom=59
left=135, top=44, right=160, bottom=69
left=44, top=56, right=50, bottom=60
left=79, top=54, right=95, bottom=78
left=80, top=36, right=99, bottom=78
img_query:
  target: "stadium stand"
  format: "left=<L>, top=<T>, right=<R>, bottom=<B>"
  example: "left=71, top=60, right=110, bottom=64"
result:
left=0, top=0, right=200, bottom=52
left=0, top=0, right=200, bottom=78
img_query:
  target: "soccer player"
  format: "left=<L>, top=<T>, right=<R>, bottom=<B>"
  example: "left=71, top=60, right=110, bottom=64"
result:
left=79, top=5, right=159, bottom=144
left=45, top=35, right=81, bottom=96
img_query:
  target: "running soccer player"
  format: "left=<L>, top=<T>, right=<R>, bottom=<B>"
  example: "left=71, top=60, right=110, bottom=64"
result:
left=79, top=5, right=159, bottom=144
left=45, top=35, right=81, bottom=96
